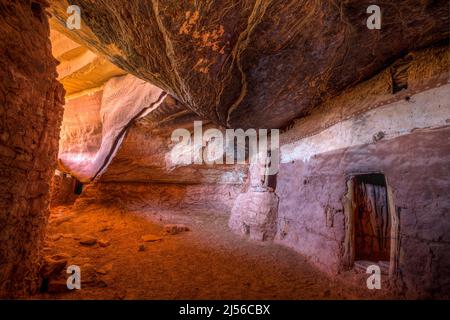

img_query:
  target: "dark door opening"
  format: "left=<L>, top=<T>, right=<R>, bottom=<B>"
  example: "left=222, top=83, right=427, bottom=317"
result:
left=263, top=150, right=277, bottom=190
left=74, top=179, right=83, bottom=195
left=353, top=173, right=390, bottom=262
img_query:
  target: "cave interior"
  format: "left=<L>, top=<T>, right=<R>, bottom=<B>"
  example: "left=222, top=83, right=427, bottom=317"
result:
left=0, top=0, right=449, bottom=300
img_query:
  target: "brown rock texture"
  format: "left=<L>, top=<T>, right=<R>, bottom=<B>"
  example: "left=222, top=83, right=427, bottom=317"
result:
left=57, top=71, right=248, bottom=189
left=1, top=0, right=446, bottom=300
left=35, top=203, right=397, bottom=299
left=40, top=255, right=68, bottom=279
left=99, top=98, right=247, bottom=185
left=49, top=171, right=78, bottom=206
left=223, top=46, right=450, bottom=297
left=229, top=157, right=279, bottom=240
left=76, top=181, right=244, bottom=214
left=280, top=46, right=450, bottom=144
left=163, top=224, right=189, bottom=235
left=0, top=0, right=65, bottom=297
left=49, top=0, right=449, bottom=128
left=56, top=69, right=248, bottom=212
left=71, top=97, right=248, bottom=213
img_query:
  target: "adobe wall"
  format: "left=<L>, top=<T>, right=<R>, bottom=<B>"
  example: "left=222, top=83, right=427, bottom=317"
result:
left=275, top=47, right=450, bottom=298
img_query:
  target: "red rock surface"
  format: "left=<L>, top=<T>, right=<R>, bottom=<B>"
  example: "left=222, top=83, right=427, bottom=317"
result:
left=272, top=47, right=450, bottom=297
left=0, top=0, right=65, bottom=297
left=49, top=171, right=78, bottom=206
left=49, top=0, right=449, bottom=128
left=76, top=182, right=244, bottom=214
left=99, top=107, right=248, bottom=185
left=58, top=90, right=103, bottom=162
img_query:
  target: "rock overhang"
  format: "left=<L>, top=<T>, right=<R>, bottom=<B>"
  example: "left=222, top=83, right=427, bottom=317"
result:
left=47, top=0, right=449, bottom=129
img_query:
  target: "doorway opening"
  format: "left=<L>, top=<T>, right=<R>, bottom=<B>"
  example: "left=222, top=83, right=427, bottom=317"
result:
left=343, top=172, right=399, bottom=277
left=353, top=174, right=390, bottom=262
left=74, top=179, right=83, bottom=195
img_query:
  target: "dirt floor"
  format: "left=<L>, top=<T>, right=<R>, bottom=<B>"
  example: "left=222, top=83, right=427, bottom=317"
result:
left=33, top=204, right=397, bottom=300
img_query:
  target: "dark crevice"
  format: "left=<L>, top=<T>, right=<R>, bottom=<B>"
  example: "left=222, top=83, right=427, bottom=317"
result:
left=391, top=56, right=412, bottom=94
left=31, top=2, right=43, bottom=22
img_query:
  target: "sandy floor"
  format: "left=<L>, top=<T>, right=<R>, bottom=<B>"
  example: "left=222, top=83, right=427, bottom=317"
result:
left=34, top=204, right=396, bottom=300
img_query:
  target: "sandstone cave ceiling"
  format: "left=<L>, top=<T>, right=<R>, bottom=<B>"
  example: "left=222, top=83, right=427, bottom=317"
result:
left=49, top=0, right=449, bottom=129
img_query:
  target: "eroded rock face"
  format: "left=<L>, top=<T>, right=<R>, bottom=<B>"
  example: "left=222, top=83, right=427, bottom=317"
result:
left=58, top=74, right=166, bottom=182
left=72, top=97, right=248, bottom=213
left=77, top=181, right=244, bottom=213
left=100, top=103, right=247, bottom=185
left=49, top=0, right=449, bottom=128
left=0, top=1, right=65, bottom=297
left=229, top=154, right=278, bottom=240
left=51, top=31, right=160, bottom=184
left=50, top=29, right=126, bottom=96
left=58, top=89, right=103, bottom=160
left=57, top=67, right=247, bottom=211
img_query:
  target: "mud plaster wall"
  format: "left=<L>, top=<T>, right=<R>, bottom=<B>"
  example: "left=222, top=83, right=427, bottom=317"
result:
left=278, top=127, right=450, bottom=297
left=276, top=48, right=450, bottom=297
left=0, top=1, right=65, bottom=297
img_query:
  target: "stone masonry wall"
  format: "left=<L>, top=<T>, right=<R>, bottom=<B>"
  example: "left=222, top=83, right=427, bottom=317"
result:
left=0, top=0, right=65, bottom=297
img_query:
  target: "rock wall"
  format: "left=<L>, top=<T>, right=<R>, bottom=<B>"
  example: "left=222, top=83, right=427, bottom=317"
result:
left=229, top=190, right=279, bottom=241
left=75, top=98, right=247, bottom=213
left=278, top=128, right=450, bottom=294
left=274, top=47, right=450, bottom=298
left=49, top=171, right=78, bottom=207
left=76, top=182, right=243, bottom=214
left=51, top=30, right=162, bottom=185
left=58, top=89, right=103, bottom=160
left=99, top=103, right=247, bottom=185
left=55, top=61, right=247, bottom=212
left=0, top=1, right=65, bottom=297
